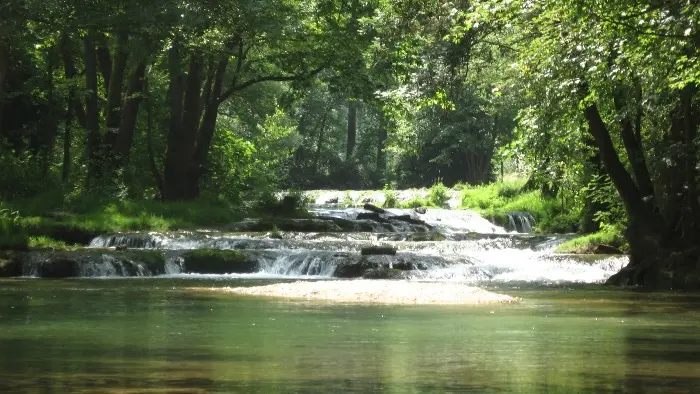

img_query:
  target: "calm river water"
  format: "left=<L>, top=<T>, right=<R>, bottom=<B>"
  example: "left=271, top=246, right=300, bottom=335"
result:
left=1, top=278, right=699, bottom=393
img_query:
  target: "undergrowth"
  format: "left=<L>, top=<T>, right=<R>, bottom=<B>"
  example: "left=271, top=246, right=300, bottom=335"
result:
left=555, top=224, right=628, bottom=253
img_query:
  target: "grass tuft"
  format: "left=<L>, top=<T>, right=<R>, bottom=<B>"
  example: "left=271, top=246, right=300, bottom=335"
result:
left=28, top=236, right=78, bottom=250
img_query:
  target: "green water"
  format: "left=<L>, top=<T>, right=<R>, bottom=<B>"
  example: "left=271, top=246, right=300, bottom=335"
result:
left=1, top=279, right=699, bottom=393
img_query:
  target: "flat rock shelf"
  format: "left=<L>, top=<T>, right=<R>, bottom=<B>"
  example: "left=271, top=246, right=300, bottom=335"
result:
left=207, top=280, right=522, bottom=305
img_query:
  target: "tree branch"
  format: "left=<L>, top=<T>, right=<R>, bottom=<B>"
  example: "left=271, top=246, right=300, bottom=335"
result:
left=218, top=65, right=327, bottom=103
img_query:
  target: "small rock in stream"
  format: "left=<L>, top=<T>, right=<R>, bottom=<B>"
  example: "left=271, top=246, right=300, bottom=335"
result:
left=361, top=246, right=397, bottom=256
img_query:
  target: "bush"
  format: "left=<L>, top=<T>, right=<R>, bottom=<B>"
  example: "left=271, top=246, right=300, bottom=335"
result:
left=342, top=192, right=355, bottom=208
left=383, top=187, right=398, bottom=208
left=254, top=191, right=308, bottom=217
left=428, top=181, right=450, bottom=208
left=0, top=207, right=28, bottom=250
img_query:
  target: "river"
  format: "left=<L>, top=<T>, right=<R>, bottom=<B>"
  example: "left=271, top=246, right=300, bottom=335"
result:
left=1, top=205, right=699, bottom=392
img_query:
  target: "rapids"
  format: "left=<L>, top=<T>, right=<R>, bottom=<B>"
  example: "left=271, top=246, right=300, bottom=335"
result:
left=71, top=205, right=627, bottom=284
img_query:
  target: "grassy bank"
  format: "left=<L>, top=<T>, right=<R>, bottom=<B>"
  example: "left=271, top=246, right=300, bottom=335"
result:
left=555, top=225, right=628, bottom=254
left=1, top=200, right=238, bottom=250
left=1, top=193, right=308, bottom=250
left=456, top=179, right=578, bottom=233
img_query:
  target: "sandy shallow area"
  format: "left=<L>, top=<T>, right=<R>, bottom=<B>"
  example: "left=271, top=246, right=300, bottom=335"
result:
left=209, top=280, right=521, bottom=305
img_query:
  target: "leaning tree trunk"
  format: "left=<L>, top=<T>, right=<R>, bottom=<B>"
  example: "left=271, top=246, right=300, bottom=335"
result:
left=584, top=95, right=700, bottom=289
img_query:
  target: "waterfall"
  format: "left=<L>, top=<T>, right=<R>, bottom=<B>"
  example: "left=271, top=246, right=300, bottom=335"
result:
left=5, top=205, right=625, bottom=285
left=258, top=251, right=341, bottom=277
left=505, top=211, right=536, bottom=233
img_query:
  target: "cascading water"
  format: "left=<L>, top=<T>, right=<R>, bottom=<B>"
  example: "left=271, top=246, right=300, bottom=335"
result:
left=8, top=204, right=627, bottom=285
left=504, top=211, right=536, bottom=233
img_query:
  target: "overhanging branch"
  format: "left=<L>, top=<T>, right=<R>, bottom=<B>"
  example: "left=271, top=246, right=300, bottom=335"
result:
left=218, top=65, right=327, bottom=103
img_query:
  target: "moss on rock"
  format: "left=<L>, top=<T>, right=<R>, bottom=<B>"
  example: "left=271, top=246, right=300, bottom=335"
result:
left=333, top=256, right=379, bottom=278
left=124, top=250, right=167, bottom=274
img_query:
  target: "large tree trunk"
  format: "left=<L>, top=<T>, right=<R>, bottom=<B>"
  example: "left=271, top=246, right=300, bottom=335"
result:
left=95, top=34, right=112, bottom=95
left=105, top=31, right=129, bottom=128
left=28, top=47, right=58, bottom=174
left=114, top=61, right=146, bottom=166
left=60, top=33, right=86, bottom=128
left=190, top=53, right=229, bottom=195
left=346, top=101, right=357, bottom=160
left=40, top=47, right=58, bottom=174
left=583, top=103, right=652, bottom=221
left=62, top=91, right=73, bottom=182
left=102, top=31, right=130, bottom=157
left=376, top=117, right=388, bottom=187
left=144, top=75, right=165, bottom=201
left=0, top=42, right=7, bottom=137
left=587, top=95, right=700, bottom=289
left=311, top=113, right=329, bottom=181
left=163, top=49, right=203, bottom=200
left=83, top=33, right=102, bottom=184
left=613, top=86, right=655, bottom=199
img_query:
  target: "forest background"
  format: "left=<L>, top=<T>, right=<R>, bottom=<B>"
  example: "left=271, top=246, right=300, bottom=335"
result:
left=0, top=0, right=697, bottom=288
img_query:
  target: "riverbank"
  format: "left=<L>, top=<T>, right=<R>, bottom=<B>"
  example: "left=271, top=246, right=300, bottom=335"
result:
left=0, top=195, right=310, bottom=251
left=213, top=280, right=522, bottom=305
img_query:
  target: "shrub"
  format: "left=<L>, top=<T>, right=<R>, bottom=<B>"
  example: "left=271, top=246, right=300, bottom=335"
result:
left=383, top=188, right=398, bottom=208
left=428, top=181, right=450, bottom=208
left=0, top=207, right=28, bottom=250
left=402, top=197, right=428, bottom=208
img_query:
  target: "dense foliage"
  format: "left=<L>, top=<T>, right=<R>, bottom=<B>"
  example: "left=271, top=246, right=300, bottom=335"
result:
left=1, top=0, right=698, bottom=287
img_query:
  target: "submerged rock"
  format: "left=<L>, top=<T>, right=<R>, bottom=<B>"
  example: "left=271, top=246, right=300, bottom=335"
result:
left=413, top=207, right=427, bottom=214
left=333, top=257, right=379, bottom=278
left=227, top=218, right=344, bottom=233
left=361, top=246, right=397, bottom=256
left=29, top=224, right=102, bottom=245
left=0, top=250, right=166, bottom=278
left=333, top=254, right=438, bottom=279
left=0, top=252, right=22, bottom=276
left=180, top=249, right=259, bottom=274
left=362, top=267, right=406, bottom=279
left=363, top=203, right=388, bottom=214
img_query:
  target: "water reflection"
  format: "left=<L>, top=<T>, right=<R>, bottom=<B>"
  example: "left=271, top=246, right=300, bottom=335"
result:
left=0, top=279, right=699, bottom=393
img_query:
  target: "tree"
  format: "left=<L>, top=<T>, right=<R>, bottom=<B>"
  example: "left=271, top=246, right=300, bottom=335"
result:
left=493, top=0, right=699, bottom=288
